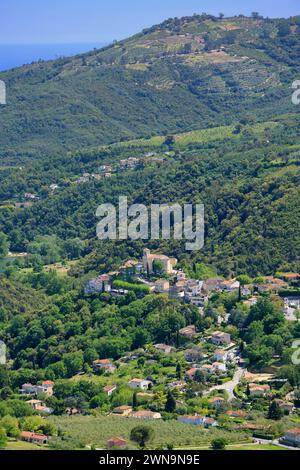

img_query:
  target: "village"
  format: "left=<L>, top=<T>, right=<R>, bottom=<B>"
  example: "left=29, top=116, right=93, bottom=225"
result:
left=14, top=247, right=300, bottom=450
left=12, top=152, right=168, bottom=209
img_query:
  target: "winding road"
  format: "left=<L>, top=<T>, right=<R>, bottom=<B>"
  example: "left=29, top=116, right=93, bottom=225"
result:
left=207, top=367, right=245, bottom=401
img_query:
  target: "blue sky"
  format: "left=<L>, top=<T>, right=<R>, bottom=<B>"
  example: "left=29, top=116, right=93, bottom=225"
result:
left=2, top=0, right=300, bottom=45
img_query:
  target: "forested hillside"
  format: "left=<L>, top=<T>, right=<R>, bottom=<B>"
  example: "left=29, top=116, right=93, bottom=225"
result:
left=0, top=14, right=300, bottom=162
left=0, top=113, right=299, bottom=276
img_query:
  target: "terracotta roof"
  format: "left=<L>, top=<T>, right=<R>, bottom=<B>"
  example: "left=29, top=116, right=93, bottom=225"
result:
left=286, top=428, right=300, bottom=435
left=20, top=431, right=48, bottom=441
left=204, top=417, right=217, bottom=425
left=186, top=367, right=198, bottom=375
left=180, top=415, right=203, bottom=421
left=93, top=359, right=112, bottom=365
left=107, top=437, right=127, bottom=446
left=209, top=397, right=225, bottom=403
left=42, top=380, right=54, bottom=386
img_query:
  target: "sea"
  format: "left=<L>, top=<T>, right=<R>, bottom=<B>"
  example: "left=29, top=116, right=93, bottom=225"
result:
left=0, top=42, right=107, bottom=71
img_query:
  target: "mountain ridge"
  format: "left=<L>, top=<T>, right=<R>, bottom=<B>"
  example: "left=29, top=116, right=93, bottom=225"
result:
left=0, top=13, right=299, bottom=162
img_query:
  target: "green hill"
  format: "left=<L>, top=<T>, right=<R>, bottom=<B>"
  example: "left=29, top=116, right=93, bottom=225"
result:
left=0, top=113, right=299, bottom=276
left=0, top=14, right=300, bottom=163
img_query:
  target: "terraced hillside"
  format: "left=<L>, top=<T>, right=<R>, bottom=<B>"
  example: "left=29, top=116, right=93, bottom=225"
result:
left=0, top=14, right=300, bottom=162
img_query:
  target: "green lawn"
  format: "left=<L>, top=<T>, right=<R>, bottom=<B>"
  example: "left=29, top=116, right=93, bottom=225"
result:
left=5, top=440, right=47, bottom=451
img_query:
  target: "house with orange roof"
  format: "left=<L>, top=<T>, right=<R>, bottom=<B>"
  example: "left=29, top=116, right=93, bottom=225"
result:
left=208, top=397, right=225, bottom=407
left=20, top=431, right=49, bottom=445
left=92, top=359, right=116, bottom=373
left=107, top=437, right=127, bottom=449
left=280, top=273, right=299, bottom=282
left=185, top=367, right=199, bottom=379
left=248, top=383, right=270, bottom=397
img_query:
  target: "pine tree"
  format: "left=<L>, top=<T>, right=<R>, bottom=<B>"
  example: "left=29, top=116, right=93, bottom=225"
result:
left=268, top=401, right=283, bottom=420
left=132, top=392, right=138, bottom=411
left=165, top=390, right=176, bottom=413
left=176, top=363, right=182, bottom=379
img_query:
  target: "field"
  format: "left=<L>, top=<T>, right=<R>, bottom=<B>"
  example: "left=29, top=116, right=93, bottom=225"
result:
left=4, top=440, right=47, bottom=451
left=99, top=120, right=279, bottom=153
left=48, top=415, right=251, bottom=449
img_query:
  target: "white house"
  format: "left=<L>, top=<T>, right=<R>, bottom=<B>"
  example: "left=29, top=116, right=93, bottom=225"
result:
left=92, top=359, right=116, bottom=373
left=37, top=381, right=54, bottom=396
left=177, top=415, right=218, bottom=428
left=212, top=362, right=227, bottom=372
left=221, top=279, right=240, bottom=292
left=84, top=275, right=111, bottom=295
left=213, top=349, right=227, bottom=362
left=103, top=385, right=117, bottom=396
left=211, top=331, right=231, bottom=346
left=184, top=280, right=203, bottom=297
left=20, top=381, right=54, bottom=397
left=128, top=378, right=152, bottom=390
